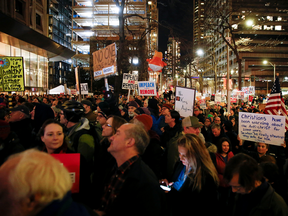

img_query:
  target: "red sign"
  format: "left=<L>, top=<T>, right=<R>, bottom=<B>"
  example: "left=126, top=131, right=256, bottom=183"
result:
left=51, top=153, right=80, bottom=193
left=231, top=97, right=237, bottom=103
left=249, top=95, right=253, bottom=102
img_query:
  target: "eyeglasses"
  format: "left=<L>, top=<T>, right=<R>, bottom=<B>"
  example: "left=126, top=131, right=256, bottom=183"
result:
left=104, top=123, right=112, bottom=127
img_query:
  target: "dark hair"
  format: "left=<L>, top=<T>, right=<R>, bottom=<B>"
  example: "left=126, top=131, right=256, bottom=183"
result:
left=39, top=119, right=68, bottom=153
left=107, top=115, right=127, bottom=135
left=259, top=162, right=279, bottom=184
left=169, top=110, right=180, bottom=124
left=217, top=137, right=232, bottom=154
left=224, top=153, right=263, bottom=192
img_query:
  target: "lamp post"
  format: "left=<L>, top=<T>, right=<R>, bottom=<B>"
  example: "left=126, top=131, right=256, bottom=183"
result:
left=263, top=60, right=276, bottom=81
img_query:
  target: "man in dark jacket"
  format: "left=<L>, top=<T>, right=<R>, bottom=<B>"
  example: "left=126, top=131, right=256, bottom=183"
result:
left=224, top=153, right=288, bottom=216
left=8, top=105, right=33, bottom=149
left=95, top=123, right=167, bottom=216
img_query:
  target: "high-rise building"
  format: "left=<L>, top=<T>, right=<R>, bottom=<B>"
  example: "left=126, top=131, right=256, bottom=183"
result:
left=194, top=0, right=288, bottom=94
left=165, top=37, right=181, bottom=78
left=0, top=0, right=74, bottom=94
left=71, top=0, right=158, bottom=82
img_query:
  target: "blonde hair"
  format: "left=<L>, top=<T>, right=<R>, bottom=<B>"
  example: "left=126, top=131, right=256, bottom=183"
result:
left=8, top=149, right=72, bottom=205
left=177, top=134, right=219, bottom=191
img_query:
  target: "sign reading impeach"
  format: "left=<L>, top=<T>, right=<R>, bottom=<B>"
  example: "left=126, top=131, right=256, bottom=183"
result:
left=239, top=112, right=285, bottom=146
left=138, top=81, right=156, bottom=96
left=0, top=57, right=25, bottom=92
left=93, top=43, right=117, bottom=80
left=122, top=73, right=138, bottom=90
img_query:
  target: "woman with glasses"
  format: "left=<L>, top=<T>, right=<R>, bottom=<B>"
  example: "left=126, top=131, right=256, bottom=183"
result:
left=93, top=115, right=127, bottom=208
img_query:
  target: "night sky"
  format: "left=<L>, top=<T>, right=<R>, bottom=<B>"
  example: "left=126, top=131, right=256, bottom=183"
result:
left=157, top=0, right=193, bottom=59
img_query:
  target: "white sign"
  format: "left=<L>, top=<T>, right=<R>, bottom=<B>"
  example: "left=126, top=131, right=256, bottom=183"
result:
left=122, top=73, right=138, bottom=90
left=199, top=99, right=206, bottom=109
left=175, top=87, right=196, bottom=118
left=80, top=83, right=88, bottom=95
left=239, top=112, right=285, bottom=146
left=215, top=94, right=221, bottom=104
left=237, top=91, right=244, bottom=100
left=71, top=89, right=77, bottom=95
left=138, top=81, right=156, bottom=96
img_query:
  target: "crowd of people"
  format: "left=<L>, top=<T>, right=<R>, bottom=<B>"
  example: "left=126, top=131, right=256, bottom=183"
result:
left=0, top=92, right=288, bottom=216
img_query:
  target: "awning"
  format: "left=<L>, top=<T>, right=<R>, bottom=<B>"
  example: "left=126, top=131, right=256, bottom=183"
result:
left=0, top=12, right=75, bottom=61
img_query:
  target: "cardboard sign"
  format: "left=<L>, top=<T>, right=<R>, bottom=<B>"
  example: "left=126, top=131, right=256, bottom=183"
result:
left=0, top=57, right=25, bottom=92
left=93, top=43, right=117, bottom=80
left=138, top=81, right=156, bottom=96
left=239, top=112, right=285, bottom=146
left=174, top=86, right=196, bottom=118
left=51, top=153, right=80, bottom=193
left=122, top=73, right=138, bottom=90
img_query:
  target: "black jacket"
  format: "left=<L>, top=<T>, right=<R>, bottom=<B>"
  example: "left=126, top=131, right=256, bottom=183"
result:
left=9, top=118, right=33, bottom=149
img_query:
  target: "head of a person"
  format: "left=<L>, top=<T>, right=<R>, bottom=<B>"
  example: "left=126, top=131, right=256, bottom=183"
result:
left=161, top=103, right=173, bottom=116
left=214, top=117, right=221, bottom=125
left=193, top=107, right=200, bottom=116
left=256, top=142, right=269, bottom=156
left=39, top=119, right=66, bottom=154
left=177, top=134, right=219, bottom=191
left=128, top=101, right=139, bottom=117
left=108, top=123, right=150, bottom=157
left=224, top=153, right=263, bottom=194
left=211, top=123, right=221, bottom=137
left=143, top=99, right=148, bottom=108
left=8, top=105, right=30, bottom=123
left=81, top=100, right=93, bottom=114
left=42, top=98, right=50, bottom=105
left=60, top=101, right=84, bottom=124
left=102, top=115, right=127, bottom=138
left=97, top=111, right=108, bottom=126
left=0, top=149, right=72, bottom=216
left=217, top=137, right=232, bottom=155
left=182, top=116, right=202, bottom=135
left=133, top=114, right=153, bottom=132
left=165, top=110, right=180, bottom=127
left=204, top=118, right=212, bottom=128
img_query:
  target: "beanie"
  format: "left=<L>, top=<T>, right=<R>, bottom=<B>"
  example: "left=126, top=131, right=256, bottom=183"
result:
left=128, top=101, right=139, bottom=108
left=162, top=103, right=173, bottom=110
left=135, top=114, right=153, bottom=131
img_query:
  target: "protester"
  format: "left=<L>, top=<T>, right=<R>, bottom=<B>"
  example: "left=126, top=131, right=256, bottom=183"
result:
left=0, top=149, right=96, bottom=216
left=82, top=100, right=97, bottom=124
left=160, top=134, right=219, bottom=216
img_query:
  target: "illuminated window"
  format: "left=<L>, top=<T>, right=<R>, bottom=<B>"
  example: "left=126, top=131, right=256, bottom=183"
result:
left=275, top=25, right=282, bottom=30
left=267, top=16, right=273, bottom=21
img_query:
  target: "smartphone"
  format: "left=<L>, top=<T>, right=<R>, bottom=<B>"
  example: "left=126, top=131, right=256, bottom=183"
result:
left=160, top=185, right=171, bottom=191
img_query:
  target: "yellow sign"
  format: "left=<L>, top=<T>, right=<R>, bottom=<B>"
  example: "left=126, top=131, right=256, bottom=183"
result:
left=93, top=43, right=117, bottom=80
left=0, top=57, right=25, bottom=92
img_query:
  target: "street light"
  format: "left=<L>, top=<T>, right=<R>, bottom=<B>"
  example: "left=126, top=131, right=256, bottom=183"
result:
left=263, top=60, right=276, bottom=81
left=196, top=49, right=204, bottom=57
left=246, top=20, right=254, bottom=27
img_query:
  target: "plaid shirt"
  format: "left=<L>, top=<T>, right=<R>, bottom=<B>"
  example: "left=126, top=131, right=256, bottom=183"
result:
left=100, top=155, right=139, bottom=212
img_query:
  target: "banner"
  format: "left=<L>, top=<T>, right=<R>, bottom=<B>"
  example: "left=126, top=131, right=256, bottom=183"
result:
left=238, top=112, right=285, bottom=146
left=93, top=43, right=117, bottom=80
left=51, top=153, right=80, bottom=193
left=122, top=73, right=138, bottom=90
left=174, top=87, right=196, bottom=118
left=0, top=57, right=25, bottom=92
left=138, top=81, right=156, bottom=96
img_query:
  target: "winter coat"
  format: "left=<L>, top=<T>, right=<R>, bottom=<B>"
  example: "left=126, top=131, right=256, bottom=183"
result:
left=215, top=151, right=234, bottom=187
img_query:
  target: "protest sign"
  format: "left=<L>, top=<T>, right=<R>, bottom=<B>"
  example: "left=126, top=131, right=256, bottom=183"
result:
left=249, top=95, right=253, bottom=102
left=79, top=83, right=88, bottom=94
left=93, top=43, right=117, bottom=80
left=71, top=89, right=77, bottom=95
left=238, top=112, right=285, bottom=146
left=237, top=91, right=244, bottom=100
left=138, top=81, right=156, bottom=96
left=215, top=94, right=221, bottom=104
left=51, top=153, right=80, bottom=193
left=174, top=87, right=196, bottom=118
left=0, top=57, right=25, bottom=92
left=122, top=73, right=138, bottom=90
left=249, top=86, right=255, bottom=95
left=199, top=99, right=206, bottom=109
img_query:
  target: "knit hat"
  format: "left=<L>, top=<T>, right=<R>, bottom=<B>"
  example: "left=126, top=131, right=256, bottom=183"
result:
left=128, top=101, right=139, bottom=108
left=162, top=103, right=173, bottom=110
left=98, top=111, right=108, bottom=119
left=81, top=100, right=93, bottom=107
left=0, top=119, right=10, bottom=140
left=135, top=114, right=153, bottom=131
left=98, top=102, right=110, bottom=115
left=182, top=116, right=202, bottom=128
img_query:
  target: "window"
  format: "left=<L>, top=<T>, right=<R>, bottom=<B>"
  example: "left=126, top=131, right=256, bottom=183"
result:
left=275, top=25, right=282, bottom=30
left=15, top=0, right=24, bottom=15
left=36, top=13, right=42, bottom=26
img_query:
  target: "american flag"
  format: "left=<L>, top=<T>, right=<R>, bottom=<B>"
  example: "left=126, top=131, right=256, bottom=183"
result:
left=264, top=76, right=288, bottom=130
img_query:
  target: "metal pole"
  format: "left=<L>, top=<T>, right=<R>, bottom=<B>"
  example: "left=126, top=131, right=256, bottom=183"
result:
left=273, top=64, right=276, bottom=81
left=267, top=81, right=268, bottom=96
left=227, top=41, right=231, bottom=114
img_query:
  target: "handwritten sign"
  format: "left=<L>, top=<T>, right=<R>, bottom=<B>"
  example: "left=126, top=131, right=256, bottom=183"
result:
left=239, top=112, right=285, bottom=146
left=93, top=43, right=117, bottom=80
left=51, top=153, right=80, bottom=193
left=199, top=99, right=206, bottom=109
left=138, top=81, right=156, bottom=96
left=0, top=57, right=24, bottom=92
left=122, top=73, right=138, bottom=90
left=174, top=87, right=196, bottom=118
